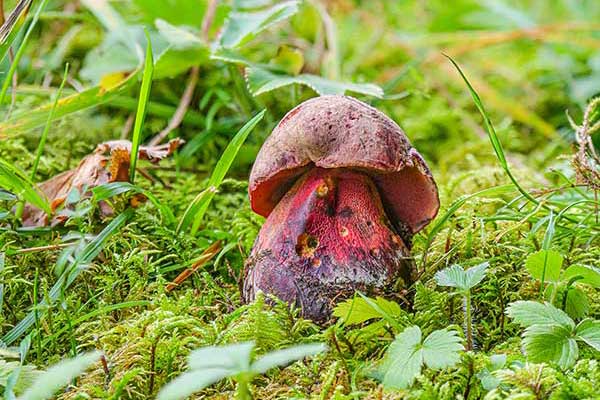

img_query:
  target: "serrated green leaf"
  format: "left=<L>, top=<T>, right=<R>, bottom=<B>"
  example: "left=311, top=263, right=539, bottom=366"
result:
left=251, top=343, right=326, bottom=374
left=332, top=296, right=403, bottom=325
left=422, top=329, right=464, bottom=369
left=19, top=351, right=101, bottom=400
left=156, top=368, right=230, bottom=400
left=218, top=1, right=299, bottom=48
left=522, top=324, right=578, bottom=369
left=380, top=326, right=463, bottom=390
left=434, top=262, right=489, bottom=291
left=245, top=66, right=383, bottom=97
left=563, top=264, right=600, bottom=288
left=525, top=250, right=563, bottom=283
left=576, top=319, right=600, bottom=351
left=506, top=301, right=574, bottom=329
left=381, top=326, right=423, bottom=389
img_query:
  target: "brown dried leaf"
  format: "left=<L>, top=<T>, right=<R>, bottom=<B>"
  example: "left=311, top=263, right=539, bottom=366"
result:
left=22, top=138, right=183, bottom=227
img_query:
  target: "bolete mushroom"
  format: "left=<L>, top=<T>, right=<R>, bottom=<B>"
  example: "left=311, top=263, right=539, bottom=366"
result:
left=243, top=95, right=439, bottom=322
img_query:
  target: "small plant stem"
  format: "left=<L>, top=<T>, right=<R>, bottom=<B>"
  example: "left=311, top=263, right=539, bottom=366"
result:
left=464, top=290, right=473, bottom=351
left=235, top=378, right=252, bottom=400
left=33, top=267, right=42, bottom=363
left=31, top=63, right=70, bottom=180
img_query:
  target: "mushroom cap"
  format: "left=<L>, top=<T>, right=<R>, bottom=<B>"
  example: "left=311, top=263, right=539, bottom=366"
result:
left=249, top=95, right=439, bottom=233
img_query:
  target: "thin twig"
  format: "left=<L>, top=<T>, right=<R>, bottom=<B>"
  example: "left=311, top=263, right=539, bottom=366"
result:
left=148, top=66, right=199, bottom=146
left=16, top=242, right=74, bottom=254
left=201, top=0, right=218, bottom=41
left=165, top=241, right=222, bottom=292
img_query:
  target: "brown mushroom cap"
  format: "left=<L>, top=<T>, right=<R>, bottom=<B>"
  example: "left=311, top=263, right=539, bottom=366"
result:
left=249, top=95, right=439, bottom=233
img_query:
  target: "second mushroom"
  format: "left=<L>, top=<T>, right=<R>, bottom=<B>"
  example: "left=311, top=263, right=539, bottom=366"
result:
left=243, top=95, right=439, bottom=322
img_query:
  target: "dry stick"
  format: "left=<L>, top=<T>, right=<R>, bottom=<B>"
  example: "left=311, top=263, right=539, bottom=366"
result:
left=147, top=66, right=199, bottom=146
left=147, top=0, right=218, bottom=146
left=165, top=241, right=222, bottom=292
left=120, top=113, right=135, bottom=139
left=15, top=242, right=74, bottom=254
left=201, top=0, right=219, bottom=41
left=0, top=0, right=5, bottom=26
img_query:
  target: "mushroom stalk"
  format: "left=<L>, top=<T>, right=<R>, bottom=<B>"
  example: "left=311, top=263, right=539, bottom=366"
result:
left=243, top=167, right=412, bottom=322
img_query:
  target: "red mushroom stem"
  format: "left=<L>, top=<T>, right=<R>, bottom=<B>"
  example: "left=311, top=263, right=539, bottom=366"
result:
left=243, top=167, right=412, bottom=322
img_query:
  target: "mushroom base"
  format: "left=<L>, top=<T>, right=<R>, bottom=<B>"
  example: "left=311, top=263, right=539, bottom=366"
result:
left=243, top=167, right=414, bottom=323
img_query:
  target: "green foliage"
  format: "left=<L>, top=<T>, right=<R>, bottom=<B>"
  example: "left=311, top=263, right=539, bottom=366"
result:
left=0, top=0, right=599, bottom=398
left=378, top=325, right=463, bottom=389
left=506, top=301, right=600, bottom=368
left=1, top=210, right=132, bottom=345
left=0, top=160, right=50, bottom=216
left=19, top=351, right=101, bottom=400
left=525, top=250, right=563, bottom=283
left=217, top=1, right=300, bottom=49
left=157, top=340, right=326, bottom=400
left=245, top=66, right=383, bottom=97
left=435, top=262, right=488, bottom=350
left=0, top=0, right=49, bottom=105
left=333, top=296, right=403, bottom=326
left=177, top=109, right=265, bottom=234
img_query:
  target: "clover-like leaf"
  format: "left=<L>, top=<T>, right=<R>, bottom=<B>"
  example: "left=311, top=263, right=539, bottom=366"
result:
left=156, top=368, right=230, bottom=400
left=564, top=264, right=600, bottom=288
left=434, top=262, right=489, bottom=291
left=188, top=341, right=255, bottom=372
left=20, top=351, right=101, bottom=400
left=421, top=329, right=464, bottom=369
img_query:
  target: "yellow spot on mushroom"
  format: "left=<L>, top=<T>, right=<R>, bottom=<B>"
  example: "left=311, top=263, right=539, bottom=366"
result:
left=316, top=182, right=329, bottom=197
left=312, top=258, right=321, bottom=267
left=340, top=226, right=349, bottom=237
left=296, top=233, right=319, bottom=258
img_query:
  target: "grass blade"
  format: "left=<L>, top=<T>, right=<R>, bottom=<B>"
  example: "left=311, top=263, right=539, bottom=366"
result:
left=0, top=0, right=49, bottom=105
left=445, top=55, right=538, bottom=205
left=0, top=159, right=50, bottom=214
left=0, top=0, right=31, bottom=63
left=129, top=30, right=154, bottom=183
left=1, top=210, right=132, bottom=345
left=420, top=184, right=514, bottom=270
left=30, top=64, right=70, bottom=180
left=92, top=181, right=175, bottom=226
left=0, top=71, right=138, bottom=138
left=177, top=109, right=266, bottom=234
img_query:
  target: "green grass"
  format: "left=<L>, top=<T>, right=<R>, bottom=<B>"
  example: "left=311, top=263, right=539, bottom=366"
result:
left=0, top=0, right=599, bottom=399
